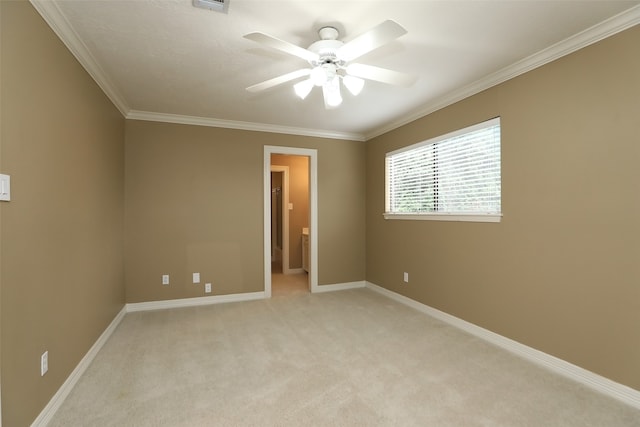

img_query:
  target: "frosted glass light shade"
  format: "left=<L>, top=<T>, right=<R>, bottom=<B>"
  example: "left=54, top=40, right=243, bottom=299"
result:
left=322, top=76, right=342, bottom=108
left=294, top=79, right=314, bottom=99
left=310, top=66, right=328, bottom=86
left=343, top=75, right=365, bottom=96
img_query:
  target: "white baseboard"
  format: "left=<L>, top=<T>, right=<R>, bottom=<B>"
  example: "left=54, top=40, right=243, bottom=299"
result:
left=36, top=281, right=638, bottom=426
left=126, top=291, right=266, bottom=312
left=31, top=306, right=127, bottom=427
left=313, top=280, right=366, bottom=293
left=284, top=267, right=304, bottom=275
left=365, top=281, right=640, bottom=410
left=32, top=291, right=265, bottom=424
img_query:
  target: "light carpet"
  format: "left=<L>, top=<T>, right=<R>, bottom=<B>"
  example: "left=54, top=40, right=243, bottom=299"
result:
left=48, top=288, right=640, bottom=426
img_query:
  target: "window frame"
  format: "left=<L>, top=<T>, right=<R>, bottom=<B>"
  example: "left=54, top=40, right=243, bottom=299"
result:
left=384, top=117, right=502, bottom=223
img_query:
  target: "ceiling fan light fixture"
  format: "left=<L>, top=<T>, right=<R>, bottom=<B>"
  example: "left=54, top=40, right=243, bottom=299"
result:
left=310, top=66, right=327, bottom=86
left=343, top=75, right=365, bottom=96
left=311, top=63, right=339, bottom=87
left=245, top=20, right=415, bottom=109
left=293, top=79, right=314, bottom=100
left=322, top=76, right=342, bottom=108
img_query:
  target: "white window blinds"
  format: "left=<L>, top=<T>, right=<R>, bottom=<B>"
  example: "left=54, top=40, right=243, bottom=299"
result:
left=385, top=118, right=501, bottom=220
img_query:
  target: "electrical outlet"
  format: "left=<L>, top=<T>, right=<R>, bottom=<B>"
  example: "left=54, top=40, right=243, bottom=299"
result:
left=205, top=283, right=212, bottom=293
left=193, top=272, right=200, bottom=284
left=0, top=174, right=10, bottom=201
left=41, top=351, right=48, bottom=376
left=403, top=272, right=409, bottom=283
left=162, top=274, right=169, bottom=285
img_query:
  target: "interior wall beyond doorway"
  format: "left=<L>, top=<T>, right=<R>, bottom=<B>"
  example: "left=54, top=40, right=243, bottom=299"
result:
left=270, top=171, right=283, bottom=262
left=271, top=154, right=309, bottom=271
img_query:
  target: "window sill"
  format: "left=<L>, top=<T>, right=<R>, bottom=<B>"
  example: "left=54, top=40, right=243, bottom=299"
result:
left=383, top=213, right=502, bottom=223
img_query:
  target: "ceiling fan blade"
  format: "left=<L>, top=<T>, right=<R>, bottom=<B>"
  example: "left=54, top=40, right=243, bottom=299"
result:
left=246, top=68, right=312, bottom=93
left=345, top=63, right=417, bottom=87
left=244, top=32, right=319, bottom=63
left=337, top=20, right=408, bottom=62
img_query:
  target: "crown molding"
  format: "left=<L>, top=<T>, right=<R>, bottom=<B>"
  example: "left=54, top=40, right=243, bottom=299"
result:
left=30, top=0, right=362, bottom=141
left=29, top=0, right=130, bottom=116
left=30, top=0, right=638, bottom=142
left=127, top=110, right=365, bottom=141
left=365, top=5, right=640, bottom=141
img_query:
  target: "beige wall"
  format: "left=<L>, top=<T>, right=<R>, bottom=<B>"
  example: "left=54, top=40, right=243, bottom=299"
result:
left=124, top=120, right=366, bottom=302
left=0, top=1, right=3, bottom=422
left=4, top=1, right=637, bottom=424
left=366, top=25, right=640, bottom=390
left=0, top=1, right=126, bottom=425
left=271, top=154, right=309, bottom=269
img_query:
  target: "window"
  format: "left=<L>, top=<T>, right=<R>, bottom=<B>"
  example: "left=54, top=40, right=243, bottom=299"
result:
left=385, top=117, right=501, bottom=222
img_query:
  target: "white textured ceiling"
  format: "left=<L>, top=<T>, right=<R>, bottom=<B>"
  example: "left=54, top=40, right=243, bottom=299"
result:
left=32, top=0, right=640, bottom=140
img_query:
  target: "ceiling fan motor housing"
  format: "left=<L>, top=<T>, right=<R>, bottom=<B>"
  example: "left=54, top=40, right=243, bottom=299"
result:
left=308, top=27, right=345, bottom=68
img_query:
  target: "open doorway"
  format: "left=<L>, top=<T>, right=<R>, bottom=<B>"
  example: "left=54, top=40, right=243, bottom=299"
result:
left=271, top=157, right=308, bottom=296
left=264, top=146, right=318, bottom=298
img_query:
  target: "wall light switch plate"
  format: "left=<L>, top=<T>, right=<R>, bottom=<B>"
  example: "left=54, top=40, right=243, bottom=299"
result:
left=162, top=274, right=170, bottom=285
left=193, top=272, right=200, bottom=284
left=403, top=272, right=409, bottom=283
left=205, top=283, right=212, bottom=293
left=0, top=174, right=10, bottom=201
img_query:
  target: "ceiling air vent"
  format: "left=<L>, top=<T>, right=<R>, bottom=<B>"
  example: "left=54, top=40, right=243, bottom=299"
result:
left=193, top=0, right=229, bottom=13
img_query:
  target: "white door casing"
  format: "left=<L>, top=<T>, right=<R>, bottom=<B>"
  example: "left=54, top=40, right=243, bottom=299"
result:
left=263, top=146, right=318, bottom=297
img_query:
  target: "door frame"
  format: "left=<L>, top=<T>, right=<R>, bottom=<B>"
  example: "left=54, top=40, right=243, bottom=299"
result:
left=263, top=146, right=318, bottom=297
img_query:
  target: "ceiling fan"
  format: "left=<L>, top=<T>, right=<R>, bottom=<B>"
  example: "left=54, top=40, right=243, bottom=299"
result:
left=244, top=20, right=417, bottom=109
